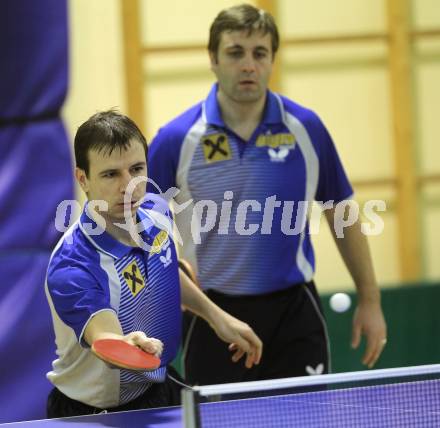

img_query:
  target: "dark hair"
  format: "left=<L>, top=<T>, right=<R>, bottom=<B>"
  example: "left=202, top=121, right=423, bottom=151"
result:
left=208, top=4, right=279, bottom=60
left=74, top=109, right=147, bottom=176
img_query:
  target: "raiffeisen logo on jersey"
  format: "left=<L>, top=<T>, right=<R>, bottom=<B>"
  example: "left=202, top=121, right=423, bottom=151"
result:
left=122, top=260, right=145, bottom=297
left=201, top=133, right=232, bottom=163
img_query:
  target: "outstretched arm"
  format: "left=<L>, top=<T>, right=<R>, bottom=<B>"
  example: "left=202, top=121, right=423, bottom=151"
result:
left=325, top=206, right=387, bottom=368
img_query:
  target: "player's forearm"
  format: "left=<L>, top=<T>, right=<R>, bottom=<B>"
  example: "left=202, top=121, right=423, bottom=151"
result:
left=325, top=210, right=380, bottom=303
left=83, top=310, right=124, bottom=346
left=179, top=268, right=221, bottom=325
left=179, top=268, right=263, bottom=366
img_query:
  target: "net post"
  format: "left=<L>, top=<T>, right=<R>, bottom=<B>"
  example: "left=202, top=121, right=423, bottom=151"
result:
left=182, top=387, right=201, bottom=428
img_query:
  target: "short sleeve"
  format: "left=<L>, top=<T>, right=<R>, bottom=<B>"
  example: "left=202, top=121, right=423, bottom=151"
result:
left=312, top=115, right=354, bottom=203
left=147, top=128, right=179, bottom=195
left=46, top=263, right=113, bottom=343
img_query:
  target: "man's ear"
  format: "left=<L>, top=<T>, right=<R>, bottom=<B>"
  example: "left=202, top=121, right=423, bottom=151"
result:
left=75, top=168, right=89, bottom=193
left=209, top=50, right=218, bottom=69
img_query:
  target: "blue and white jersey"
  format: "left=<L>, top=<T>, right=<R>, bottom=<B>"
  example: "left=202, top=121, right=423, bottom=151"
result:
left=148, top=84, right=353, bottom=296
left=45, top=193, right=181, bottom=409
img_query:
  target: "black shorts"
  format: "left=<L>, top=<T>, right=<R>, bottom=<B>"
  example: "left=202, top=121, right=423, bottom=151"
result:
left=46, top=366, right=183, bottom=418
left=183, top=281, right=330, bottom=385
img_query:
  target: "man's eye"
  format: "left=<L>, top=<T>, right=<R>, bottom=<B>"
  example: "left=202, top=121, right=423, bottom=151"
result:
left=228, top=51, right=242, bottom=58
left=254, top=51, right=267, bottom=59
left=103, top=172, right=116, bottom=178
left=131, top=166, right=145, bottom=174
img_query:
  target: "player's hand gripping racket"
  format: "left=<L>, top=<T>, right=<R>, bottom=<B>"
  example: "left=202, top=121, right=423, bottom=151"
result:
left=91, top=338, right=161, bottom=371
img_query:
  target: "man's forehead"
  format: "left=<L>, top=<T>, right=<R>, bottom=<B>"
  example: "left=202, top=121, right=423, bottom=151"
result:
left=88, top=139, right=143, bottom=158
left=219, top=29, right=272, bottom=49
left=88, top=140, right=145, bottom=170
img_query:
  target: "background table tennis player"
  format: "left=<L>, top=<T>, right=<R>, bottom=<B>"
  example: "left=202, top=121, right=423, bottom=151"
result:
left=2, top=373, right=439, bottom=427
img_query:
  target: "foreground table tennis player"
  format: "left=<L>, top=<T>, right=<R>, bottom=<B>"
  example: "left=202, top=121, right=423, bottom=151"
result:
left=44, top=110, right=262, bottom=418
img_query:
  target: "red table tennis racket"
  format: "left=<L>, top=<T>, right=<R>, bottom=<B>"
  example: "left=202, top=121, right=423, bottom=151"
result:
left=92, top=338, right=161, bottom=371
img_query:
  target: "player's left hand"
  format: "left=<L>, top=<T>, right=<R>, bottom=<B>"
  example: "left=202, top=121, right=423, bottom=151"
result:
left=351, top=300, right=387, bottom=368
left=209, top=309, right=263, bottom=369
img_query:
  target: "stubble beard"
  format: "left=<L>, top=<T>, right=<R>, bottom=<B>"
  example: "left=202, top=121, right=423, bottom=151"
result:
left=231, top=84, right=265, bottom=104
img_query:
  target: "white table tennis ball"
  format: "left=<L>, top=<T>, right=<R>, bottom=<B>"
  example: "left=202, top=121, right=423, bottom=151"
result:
left=330, top=292, right=351, bottom=313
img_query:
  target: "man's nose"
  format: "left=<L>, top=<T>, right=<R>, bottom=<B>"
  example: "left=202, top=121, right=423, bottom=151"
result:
left=241, top=54, right=256, bottom=73
left=119, top=171, right=132, bottom=192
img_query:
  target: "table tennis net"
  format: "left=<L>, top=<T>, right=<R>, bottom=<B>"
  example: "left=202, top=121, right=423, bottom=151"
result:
left=182, top=364, right=440, bottom=428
